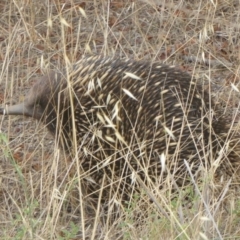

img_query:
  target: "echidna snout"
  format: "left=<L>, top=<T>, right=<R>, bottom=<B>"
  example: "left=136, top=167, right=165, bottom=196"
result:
left=1, top=71, right=62, bottom=121
left=0, top=101, right=40, bottom=119
left=0, top=56, right=234, bottom=202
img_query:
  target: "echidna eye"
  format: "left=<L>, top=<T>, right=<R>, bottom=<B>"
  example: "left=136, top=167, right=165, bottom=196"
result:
left=34, top=103, right=40, bottom=109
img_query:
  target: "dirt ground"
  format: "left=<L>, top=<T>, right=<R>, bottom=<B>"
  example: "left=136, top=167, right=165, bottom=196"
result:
left=1, top=0, right=240, bottom=239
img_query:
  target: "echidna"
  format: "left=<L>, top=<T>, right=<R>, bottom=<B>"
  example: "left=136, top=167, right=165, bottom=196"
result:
left=0, top=56, right=237, bottom=202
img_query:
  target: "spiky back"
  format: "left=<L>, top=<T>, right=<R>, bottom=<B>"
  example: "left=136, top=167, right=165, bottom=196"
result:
left=31, top=56, right=229, bottom=201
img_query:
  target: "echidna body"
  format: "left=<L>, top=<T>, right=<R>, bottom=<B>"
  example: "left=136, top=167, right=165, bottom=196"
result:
left=0, top=56, right=235, bottom=202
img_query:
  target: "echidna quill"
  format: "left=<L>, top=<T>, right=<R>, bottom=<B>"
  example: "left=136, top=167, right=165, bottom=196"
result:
left=0, top=56, right=238, bottom=202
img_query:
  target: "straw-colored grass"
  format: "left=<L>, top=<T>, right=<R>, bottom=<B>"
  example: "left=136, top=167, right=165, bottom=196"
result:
left=1, top=0, right=240, bottom=239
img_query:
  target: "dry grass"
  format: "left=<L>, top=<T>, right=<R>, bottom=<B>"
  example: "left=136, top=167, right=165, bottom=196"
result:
left=1, top=0, right=240, bottom=239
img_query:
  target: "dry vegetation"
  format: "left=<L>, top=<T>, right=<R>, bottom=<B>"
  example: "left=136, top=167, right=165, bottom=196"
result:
left=1, top=0, right=240, bottom=239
